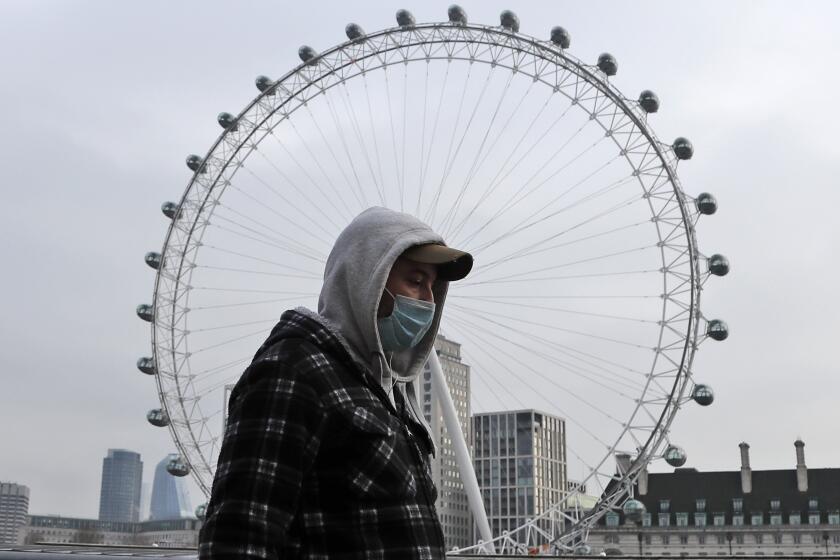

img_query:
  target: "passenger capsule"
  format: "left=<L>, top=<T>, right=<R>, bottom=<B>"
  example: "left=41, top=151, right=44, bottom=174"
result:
left=448, top=5, right=468, bottom=25
left=664, top=445, right=687, bottom=467
left=195, top=503, right=207, bottom=520
left=574, top=544, right=592, bottom=556
left=166, top=456, right=191, bottom=477
left=146, top=408, right=169, bottom=427
left=708, top=254, right=730, bottom=276
left=185, top=154, right=205, bottom=173
left=622, top=499, right=646, bottom=523
left=695, top=192, right=718, bottom=215
left=144, top=252, right=161, bottom=270
left=255, top=75, right=275, bottom=94
left=137, top=356, right=156, bottom=375
left=298, top=45, right=319, bottom=65
left=500, top=10, right=520, bottom=32
left=707, top=319, right=729, bottom=341
left=597, top=53, right=618, bottom=76
left=217, top=112, right=237, bottom=131
left=673, top=137, right=694, bottom=160
left=692, top=384, right=715, bottom=406
left=396, top=9, right=415, bottom=27
left=638, top=90, right=660, bottom=113
left=345, top=23, right=365, bottom=41
left=550, top=26, right=571, bottom=49
left=136, top=304, right=154, bottom=323
left=161, top=201, right=179, bottom=220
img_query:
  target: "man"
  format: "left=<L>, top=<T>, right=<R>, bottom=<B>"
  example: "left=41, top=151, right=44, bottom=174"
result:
left=199, top=207, right=473, bottom=559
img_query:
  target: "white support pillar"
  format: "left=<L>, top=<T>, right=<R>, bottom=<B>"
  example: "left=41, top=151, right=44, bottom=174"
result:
left=428, top=350, right=495, bottom=553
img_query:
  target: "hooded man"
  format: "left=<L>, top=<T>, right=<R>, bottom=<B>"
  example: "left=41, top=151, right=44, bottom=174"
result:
left=199, top=207, right=474, bottom=560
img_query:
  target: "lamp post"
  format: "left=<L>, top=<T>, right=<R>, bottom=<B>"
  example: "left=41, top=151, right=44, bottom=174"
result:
left=823, top=532, right=829, bottom=555
left=726, top=532, right=733, bottom=555
left=637, top=532, right=644, bottom=556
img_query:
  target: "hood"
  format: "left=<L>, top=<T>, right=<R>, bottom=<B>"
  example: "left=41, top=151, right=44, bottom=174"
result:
left=317, top=207, right=450, bottom=387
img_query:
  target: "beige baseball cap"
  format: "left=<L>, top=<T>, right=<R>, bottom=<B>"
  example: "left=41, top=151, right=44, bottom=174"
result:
left=402, top=243, right=474, bottom=281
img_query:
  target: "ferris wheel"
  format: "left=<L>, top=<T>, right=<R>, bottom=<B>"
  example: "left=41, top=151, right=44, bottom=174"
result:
left=137, top=7, right=728, bottom=554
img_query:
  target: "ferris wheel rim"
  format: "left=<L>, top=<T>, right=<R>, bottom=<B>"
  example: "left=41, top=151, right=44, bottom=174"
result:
left=148, top=17, right=706, bottom=551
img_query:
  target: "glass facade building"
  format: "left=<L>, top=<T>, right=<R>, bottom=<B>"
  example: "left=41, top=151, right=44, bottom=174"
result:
left=472, top=409, right=567, bottom=542
left=421, top=334, right=473, bottom=550
left=150, top=454, right=192, bottom=520
left=0, top=482, right=29, bottom=544
left=98, top=449, right=143, bottom=522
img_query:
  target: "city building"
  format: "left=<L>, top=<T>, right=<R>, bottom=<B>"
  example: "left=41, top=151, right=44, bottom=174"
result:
left=421, top=334, right=473, bottom=550
left=472, top=409, right=567, bottom=544
left=20, top=515, right=201, bottom=548
left=149, top=454, right=192, bottom=520
left=0, top=482, right=30, bottom=544
left=98, top=449, right=143, bottom=522
left=589, top=439, right=840, bottom=556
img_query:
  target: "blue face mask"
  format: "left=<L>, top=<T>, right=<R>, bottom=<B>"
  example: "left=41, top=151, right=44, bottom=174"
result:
left=377, top=288, right=436, bottom=352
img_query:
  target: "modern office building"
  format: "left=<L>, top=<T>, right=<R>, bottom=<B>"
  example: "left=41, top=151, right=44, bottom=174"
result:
left=589, top=440, right=840, bottom=556
left=472, top=409, right=567, bottom=543
left=0, top=482, right=30, bottom=544
left=149, top=454, right=192, bottom=520
left=98, top=449, right=143, bottom=522
left=420, top=334, right=473, bottom=550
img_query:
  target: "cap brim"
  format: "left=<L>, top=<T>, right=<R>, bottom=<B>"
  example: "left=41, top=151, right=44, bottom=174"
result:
left=402, top=243, right=474, bottom=281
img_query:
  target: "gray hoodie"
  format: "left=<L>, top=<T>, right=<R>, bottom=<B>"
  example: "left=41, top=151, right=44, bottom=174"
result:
left=309, top=206, right=450, bottom=452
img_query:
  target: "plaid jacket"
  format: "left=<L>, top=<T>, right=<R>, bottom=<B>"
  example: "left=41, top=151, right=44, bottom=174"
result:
left=198, top=309, right=446, bottom=560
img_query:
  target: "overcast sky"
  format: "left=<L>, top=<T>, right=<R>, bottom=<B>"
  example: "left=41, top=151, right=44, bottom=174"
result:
left=1, top=0, right=839, bottom=518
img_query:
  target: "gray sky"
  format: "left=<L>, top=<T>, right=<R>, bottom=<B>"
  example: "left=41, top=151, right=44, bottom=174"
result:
left=1, top=0, right=839, bottom=518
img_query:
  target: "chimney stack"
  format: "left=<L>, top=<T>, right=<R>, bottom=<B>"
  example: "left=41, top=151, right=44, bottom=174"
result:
left=739, top=442, right=752, bottom=494
left=795, top=439, right=808, bottom=492
left=638, top=466, right=649, bottom=496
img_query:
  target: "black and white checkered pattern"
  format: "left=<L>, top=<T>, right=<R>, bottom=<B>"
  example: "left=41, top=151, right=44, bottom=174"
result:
left=199, top=310, right=445, bottom=559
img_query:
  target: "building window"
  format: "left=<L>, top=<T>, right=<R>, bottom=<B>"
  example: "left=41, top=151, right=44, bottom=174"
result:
left=732, top=498, right=743, bottom=513
left=792, top=534, right=802, bottom=544
left=659, top=513, right=671, bottom=527
left=735, top=535, right=744, bottom=544
left=676, top=513, right=689, bottom=527
left=770, top=514, right=783, bottom=525
left=752, top=513, right=763, bottom=525
left=698, top=535, right=706, bottom=545
left=695, top=513, right=707, bottom=527
left=812, top=534, right=822, bottom=544
left=660, top=499, right=671, bottom=513
left=809, top=514, right=821, bottom=525
left=713, top=513, right=726, bottom=526
left=790, top=512, right=801, bottom=525
left=770, top=498, right=781, bottom=511
left=732, top=515, right=744, bottom=526
left=645, top=535, right=652, bottom=545
left=773, top=534, right=783, bottom=544
left=754, top=534, right=763, bottom=544
left=606, top=512, right=620, bottom=527
left=833, top=535, right=840, bottom=545
left=716, top=534, right=726, bottom=545
left=828, top=511, right=840, bottom=525
left=808, top=498, right=819, bottom=511
left=696, top=498, right=706, bottom=512
left=662, top=535, right=670, bottom=545
left=642, top=513, right=652, bottom=527
left=680, top=535, right=689, bottom=545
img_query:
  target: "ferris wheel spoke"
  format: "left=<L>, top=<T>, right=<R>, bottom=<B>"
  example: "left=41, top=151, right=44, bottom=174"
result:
left=472, top=219, right=649, bottom=277
left=443, top=80, right=542, bottom=241
left=201, top=244, right=322, bottom=276
left=185, top=317, right=277, bottom=334
left=213, top=202, right=329, bottom=259
left=383, top=68, right=406, bottom=212
left=195, top=265, right=319, bottom=280
left=444, top=314, right=615, bottom=447
left=189, top=294, right=317, bottom=311
left=208, top=221, right=326, bottom=264
left=448, top=95, right=573, bottom=243
left=321, top=88, right=378, bottom=208
left=465, top=243, right=657, bottom=287
left=209, top=211, right=322, bottom=257
left=224, top=180, right=334, bottom=251
left=422, top=64, right=476, bottom=225
left=416, top=63, right=450, bottom=213
left=438, top=69, right=518, bottom=235
left=190, top=327, right=271, bottom=355
left=446, top=305, right=648, bottom=394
